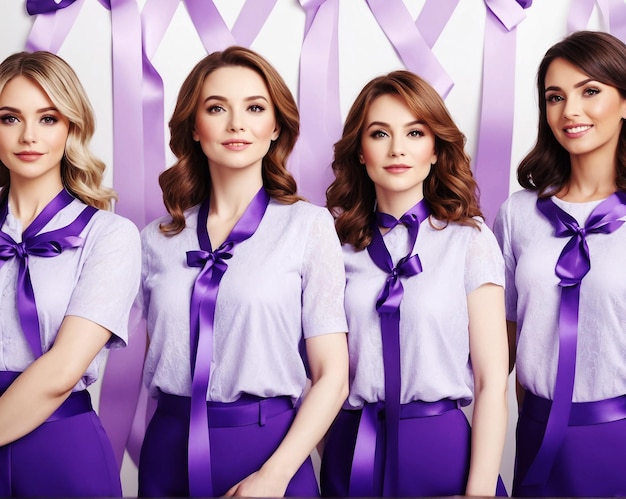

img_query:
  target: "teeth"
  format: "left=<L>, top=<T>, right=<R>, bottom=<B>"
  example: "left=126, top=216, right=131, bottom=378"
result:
left=565, top=125, right=591, bottom=133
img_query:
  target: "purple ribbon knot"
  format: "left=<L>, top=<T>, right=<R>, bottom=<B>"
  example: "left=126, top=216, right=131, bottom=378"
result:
left=523, top=192, right=626, bottom=487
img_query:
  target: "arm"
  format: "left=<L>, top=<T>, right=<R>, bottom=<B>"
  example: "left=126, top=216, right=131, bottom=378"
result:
left=465, top=283, right=509, bottom=497
left=0, top=315, right=112, bottom=446
left=225, top=331, right=349, bottom=497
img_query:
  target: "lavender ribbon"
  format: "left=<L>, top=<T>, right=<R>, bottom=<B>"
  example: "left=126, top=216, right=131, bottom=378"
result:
left=0, top=190, right=97, bottom=359
left=350, top=200, right=430, bottom=497
left=474, top=0, right=531, bottom=227
left=185, top=188, right=270, bottom=496
left=568, top=0, right=626, bottom=40
left=522, top=192, right=626, bottom=486
left=26, top=0, right=76, bottom=15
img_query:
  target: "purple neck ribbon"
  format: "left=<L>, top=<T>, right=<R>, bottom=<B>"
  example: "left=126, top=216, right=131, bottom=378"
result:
left=185, top=187, right=270, bottom=497
left=351, top=199, right=430, bottom=497
left=0, top=189, right=97, bottom=359
left=522, top=192, right=626, bottom=486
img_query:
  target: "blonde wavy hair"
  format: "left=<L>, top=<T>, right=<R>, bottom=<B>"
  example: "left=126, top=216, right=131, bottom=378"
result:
left=0, top=51, right=115, bottom=210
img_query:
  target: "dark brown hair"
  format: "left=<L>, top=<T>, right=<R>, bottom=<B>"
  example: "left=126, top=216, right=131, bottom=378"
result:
left=326, top=70, right=482, bottom=250
left=518, top=30, right=626, bottom=195
left=159, top=46, right=301, bottom=235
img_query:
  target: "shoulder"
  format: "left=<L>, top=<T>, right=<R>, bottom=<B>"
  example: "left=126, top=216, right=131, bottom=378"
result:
left=81, top=207, right=141, bottom=250
left=140, top=206, right=200, bottom=245
left=269, top=200, right=335, bottom=228
left=499, top=189, right=538, bottom=213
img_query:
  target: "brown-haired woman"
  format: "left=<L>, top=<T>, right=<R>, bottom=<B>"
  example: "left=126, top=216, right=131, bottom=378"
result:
left=494, top=30, right=626, bottom=497
left=137, top=46, right=348, bottom=497
left=320, top=70, right=508, bottom=497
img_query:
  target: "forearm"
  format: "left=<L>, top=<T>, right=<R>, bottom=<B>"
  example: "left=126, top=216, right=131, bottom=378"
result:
left=465, top=385, right=508, bottom=496
left=260, top=370, right=348, bottom=481
left=0, top=352, right=75, bottom=446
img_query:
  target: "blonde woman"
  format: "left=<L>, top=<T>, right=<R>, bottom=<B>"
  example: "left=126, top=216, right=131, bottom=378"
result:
left=0, top=51, right=140, bottom=497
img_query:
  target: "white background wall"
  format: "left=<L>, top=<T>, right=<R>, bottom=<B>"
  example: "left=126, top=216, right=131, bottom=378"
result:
left=0, top=0, right=609, bottom=495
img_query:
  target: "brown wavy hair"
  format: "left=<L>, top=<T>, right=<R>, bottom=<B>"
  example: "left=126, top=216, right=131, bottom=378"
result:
left=0, top=51, right=115, bottom=209
left=518, top=30, right=626, bottom=196
left=326, top=70, right=482, bottom=250
left=159, top=46, right=301, bottom=235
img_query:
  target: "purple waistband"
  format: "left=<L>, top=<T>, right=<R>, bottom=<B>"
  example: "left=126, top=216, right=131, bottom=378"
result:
left=156, top=392, right=294, bottom=428
left=523, top=391, right=626, bottom=426
left=348, top=398, right=459, bottom=419
left=1, top=371, right=93, bottom=423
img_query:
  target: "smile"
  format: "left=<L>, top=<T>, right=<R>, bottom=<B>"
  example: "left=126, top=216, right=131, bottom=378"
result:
left=564, top=125, right=591, bottom=134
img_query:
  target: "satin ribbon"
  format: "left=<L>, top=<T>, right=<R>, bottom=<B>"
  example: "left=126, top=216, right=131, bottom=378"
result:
left=365, top=0, right=453, bottom=99
left=0, top=190, right=97, bottom=359
left=25, top=0, right=85, bottom=53
left=350, top=200, right=430, bottom=497
left=522, top=192, right=626, bottom=486
left=184, top=188, right=270, bottom=497
left=474, top=0, right=531, bottom=227
left=290, top=0, right=341, bottom=206
left=26, top=0, right=76, bottom=15
left=567, top=0, right=626, bottom=40
left=415, top=0, right=460, bottom=49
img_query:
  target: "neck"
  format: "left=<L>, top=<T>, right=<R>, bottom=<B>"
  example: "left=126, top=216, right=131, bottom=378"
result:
left=7, top=177, right=64, bottom=230
left=560, top=154, right=616, bottom=202
left=375, top=189, right=424, bottom=220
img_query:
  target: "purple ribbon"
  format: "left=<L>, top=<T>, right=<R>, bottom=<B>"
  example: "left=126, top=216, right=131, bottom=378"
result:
left=184, top=188, right=270, bottom=496
left=522, top=192, right=626, bottom=486
left=350, top=200, right=430, bottom=497
left=25, top=0, right=85, bottom=53
left=290, top=0, right=341, bottom=206
left=366, top=0, right=454, bottom=98
left=415, top=0, right=460, bottom=48
left=26, top=0, right=76, bottom=15
left=568, top=0, right=626, bottom=40
left=0, top=190, right=97, bottom=359
left=474, top=0, right=531, bottom=227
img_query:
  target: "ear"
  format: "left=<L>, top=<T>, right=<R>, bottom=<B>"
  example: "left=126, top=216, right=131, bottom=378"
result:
left=358, top=152, right=365, bottom=164
left=272, top=125, right=280, bottom=141
left=192, top=126, right=199, bottom=142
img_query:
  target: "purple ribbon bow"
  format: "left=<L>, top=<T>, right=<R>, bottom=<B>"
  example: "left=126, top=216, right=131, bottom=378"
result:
left=351, top=199, right=430, bottom=497
left=26, top=0, right=76, bottom=15
left=522, top=192, right=626, bottom=486
left=0, top=189, right=97, bottom=358
left=184, top=187, right=270, bottom=497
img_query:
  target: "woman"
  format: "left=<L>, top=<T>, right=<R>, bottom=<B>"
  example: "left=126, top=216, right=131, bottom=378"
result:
left=137, top=46, right=349, bottom=497
left=321, top=70, right=509, bottom=497
left=494, top=30, right=626, bottom=497
left=0, top=51, right=141, bottom=496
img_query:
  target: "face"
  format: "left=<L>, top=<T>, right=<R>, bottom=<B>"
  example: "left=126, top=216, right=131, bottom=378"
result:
left=360, top=94, right=437, bottom=206
left=544, top=57, right=626, bottom=163
left=0, top=76, right=69, bottom=187
left=192, top=65, right=279, bottom=176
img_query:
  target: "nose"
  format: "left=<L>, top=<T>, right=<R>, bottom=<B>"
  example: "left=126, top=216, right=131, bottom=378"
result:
left=562, top=96, right=581, bottom=120
left=20, top=122, right=36, bottom=144
left=389, top=136, right=405, bottom=157
left=228, top=110, right=245, bottom=132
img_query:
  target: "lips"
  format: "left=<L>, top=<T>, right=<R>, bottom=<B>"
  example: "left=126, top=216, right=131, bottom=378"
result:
left=563, top=125, right=592, bottom=134
left=384, top=164, right=411, bottom=173
left=15, top=151, right=43, bottom=162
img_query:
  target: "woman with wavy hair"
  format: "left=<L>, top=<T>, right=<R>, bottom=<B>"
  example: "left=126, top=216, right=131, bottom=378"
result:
left=137, top=46, right=348, bottom=497
left=494, top=30, right=626, bottom=497
left=321, top=70, right=508, bottom=497
left=0, top=51, right=140, bottom=496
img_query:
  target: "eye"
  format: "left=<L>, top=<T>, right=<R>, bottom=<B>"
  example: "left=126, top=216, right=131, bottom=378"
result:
left=369, top=129, right=388, bottom=139
left=408, top=129, right=425, bottom=137
left=41, top=115, right=58, bottom=125
left=546, top=94, right=563, bottom=104
left=0, top=114, right=19, bottom=125
left=248, top=104, right=265, bottom=113
left=207, top=104, right=225, bottom=114
left=583, top=87, right=600, bottom=97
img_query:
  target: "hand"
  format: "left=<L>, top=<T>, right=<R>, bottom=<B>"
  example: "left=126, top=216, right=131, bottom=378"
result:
left=223, top=468, right=290, bottom=498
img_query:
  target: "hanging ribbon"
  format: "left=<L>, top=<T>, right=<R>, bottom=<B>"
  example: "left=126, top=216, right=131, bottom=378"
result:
left=522, top=192, right=626, bottom=486
left=473, top=0, right=531, bottom=227
left=289, top=0, right=341, bottom=206
left=415, top=0, right=460, bottom=49
left=568, top=0, right=626, bottom=40
left=349, top=200, right=430, bottom=497
left=25, top=0, right=84, bottom=53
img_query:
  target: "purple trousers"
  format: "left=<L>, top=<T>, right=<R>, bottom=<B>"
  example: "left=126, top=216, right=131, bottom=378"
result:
left=0, top=371, right=122, bottom=497
left=138, top=392, right=319, bottom=497
left=513, top=391, right=626, bottom=497
left=320, top=401, right=508, bottom=497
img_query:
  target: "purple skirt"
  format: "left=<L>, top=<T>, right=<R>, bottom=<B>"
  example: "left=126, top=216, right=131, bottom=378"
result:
left=320, top=401, right=508, bottom=497
left=0, top=371, right=122, bottom=497
left=138, top=392, right=319, bottom=497
left=513, top=391, right=626, bottom=497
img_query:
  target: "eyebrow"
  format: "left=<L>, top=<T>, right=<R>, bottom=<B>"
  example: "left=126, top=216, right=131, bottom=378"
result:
left=545, top=78, right=595, bottom=93
left=0, top=106, right=59, bottom=113
left=366, top=119, right=425, bottom=129
left=202, top=95, right=270, bottom=104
